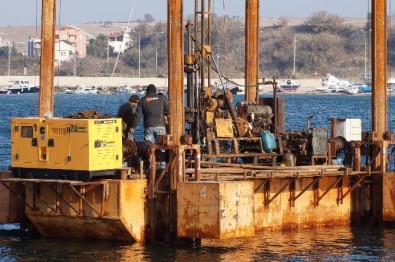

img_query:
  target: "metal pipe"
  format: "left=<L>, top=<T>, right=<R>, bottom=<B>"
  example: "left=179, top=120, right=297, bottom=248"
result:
left=245, top=0, right=259, bottom=102
left=38, top=0, right=56, bottom=117
left=370, top=0, right=387, bottom=223
left=371, top=0, right=387, bottom=140
left=207, top=0, right=212, bottom=87
left=7, top=40, right=11, bottom=76
left=168, top=0, right=184, bottom=144
left=200, top=0, right=205, bottom=91
left=138, top=33, right=141, bottom=78
left=293, top=36, right=296, bottom=74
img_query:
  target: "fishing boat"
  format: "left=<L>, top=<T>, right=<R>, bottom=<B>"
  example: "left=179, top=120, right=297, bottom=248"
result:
left=0, top=80, right=39, bottom=94
left=279, top=79, right=300, bottom=92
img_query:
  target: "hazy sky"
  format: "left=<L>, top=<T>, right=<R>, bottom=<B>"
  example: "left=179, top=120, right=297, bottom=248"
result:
left=0, top=0, right=374, bottom=27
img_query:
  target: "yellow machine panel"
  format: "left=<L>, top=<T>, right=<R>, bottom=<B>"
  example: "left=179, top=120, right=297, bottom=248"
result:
left=11, top=117, right=122, bottom=180
left=215, top=118, right=234, bottom=137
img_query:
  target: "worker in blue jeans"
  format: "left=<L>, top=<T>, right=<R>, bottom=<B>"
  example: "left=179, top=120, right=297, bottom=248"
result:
left=134, top=84, right=169, bottom=169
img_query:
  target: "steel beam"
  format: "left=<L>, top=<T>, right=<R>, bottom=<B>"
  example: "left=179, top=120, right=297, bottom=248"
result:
left=372, top=0, right=387, bottom=139
left=370, top=0, right=387, bottom=224
left=0, top=181, right=34, bottom=211
left=245, top=0, right=259, bottom=102
left=168, top=0, right=184, bottom=145
left=38, top=0, right=56, bottom=117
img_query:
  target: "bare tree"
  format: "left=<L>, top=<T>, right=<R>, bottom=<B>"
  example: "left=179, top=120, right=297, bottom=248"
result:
left=305, top=11, right=344, bottom=34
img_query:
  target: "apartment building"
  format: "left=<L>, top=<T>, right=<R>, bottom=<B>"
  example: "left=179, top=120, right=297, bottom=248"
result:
left=55, top=26, right=87, bottom=58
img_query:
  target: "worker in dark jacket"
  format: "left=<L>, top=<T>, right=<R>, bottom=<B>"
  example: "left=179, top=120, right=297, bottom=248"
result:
left=134, top=84, right=168, bottom=144
left=117, top=94, right=140, bottom=140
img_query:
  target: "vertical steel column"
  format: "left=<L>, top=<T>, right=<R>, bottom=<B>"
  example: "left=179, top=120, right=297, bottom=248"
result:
left=168, top=0, right=184, bottom=144
left=38, top=0, right=56, bottom=117
left=372, top=0, right=387, bottom=139
left=371, top=0, right=387, bottom=224
left=167, top=0, right=184, bottom=242
left=200, top=0, right=206, bottom=90
left=245, top=0, right=259, bottom=102
left=207, top=0, right=212, bottom=86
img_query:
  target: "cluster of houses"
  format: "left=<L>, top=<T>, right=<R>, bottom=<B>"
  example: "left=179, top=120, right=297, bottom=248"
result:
left=1, top=25, right=131, bottom=65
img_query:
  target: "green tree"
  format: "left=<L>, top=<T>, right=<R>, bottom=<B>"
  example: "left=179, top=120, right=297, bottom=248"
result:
left=122, top=49, right=139, bottom=68
left=0, top=46, right=8, bottom=57
left=87, top=34, right=109, bottom=58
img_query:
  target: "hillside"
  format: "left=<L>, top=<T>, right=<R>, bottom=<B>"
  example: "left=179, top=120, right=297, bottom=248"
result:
left=1, top=14, right=392, bottom=81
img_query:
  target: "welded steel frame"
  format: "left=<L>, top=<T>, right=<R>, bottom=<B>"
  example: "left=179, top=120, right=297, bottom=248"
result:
left=313, top=176, right=343, bottom=207
left=0, top=179, right=108, bottom=217
left=0, top=181, right=34, bottom=211
left=149, top=143, right=201, bottom=199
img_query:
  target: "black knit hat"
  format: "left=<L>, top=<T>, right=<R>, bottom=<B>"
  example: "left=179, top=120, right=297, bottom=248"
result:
left=146, top=84, right=157, bottom=93
left=129, top=95, right=140, bottom=103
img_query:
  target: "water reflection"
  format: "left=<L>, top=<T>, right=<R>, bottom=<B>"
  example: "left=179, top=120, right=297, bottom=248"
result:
left=0, top=226, right=395, bottom=261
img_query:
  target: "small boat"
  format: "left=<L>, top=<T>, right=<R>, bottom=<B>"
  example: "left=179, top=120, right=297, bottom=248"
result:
left=0, top=80, right=39, bottom=94
left=65, top=86, right=99, bottom=94
left=0, top=87, right=10, bottom=94
left=314, top=85, right=331, bottom=92
left=121, top=86, right=137, bottom=94
left=344, top=86, right=360, bottom=95
left=320, top=73, right=355, bottom=93
left=279, top=79, right=300, bottom=92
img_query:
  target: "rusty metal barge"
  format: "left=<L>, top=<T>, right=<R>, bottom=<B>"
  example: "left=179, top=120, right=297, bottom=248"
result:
left=0, top=0, right=394, bottom=244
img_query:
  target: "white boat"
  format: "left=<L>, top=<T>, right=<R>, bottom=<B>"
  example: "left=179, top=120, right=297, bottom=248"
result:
left=320, top=74, right=354, bottom=93
left=118, top=86, right=137, bottom=94
left=314, top=85, right=331, bottom=92
left=279, top=79, right=300, bottom=92
left=65, top=86, right=99, bottom=94
left=0, top=80, right=39, bottom=94
left=344, top=86, right=360, bottom=95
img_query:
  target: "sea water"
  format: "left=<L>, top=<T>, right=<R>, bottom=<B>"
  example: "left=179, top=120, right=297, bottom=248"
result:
left=0, top=93, right=394, bottom=260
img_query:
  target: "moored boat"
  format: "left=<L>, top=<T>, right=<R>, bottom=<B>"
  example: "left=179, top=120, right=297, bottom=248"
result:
left=65, top=86, right=99, bottom=94
left=0, top=80, right=39, bottom=94
left=279, top=79, right=300, bottom=92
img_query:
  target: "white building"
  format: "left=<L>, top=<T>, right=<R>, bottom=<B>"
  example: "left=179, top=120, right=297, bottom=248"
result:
left=54, top=41, right=75, bottom=65
left=55, top=26, right=88, bottom=58
left=108, top=31, right=131, bottom=54
left=0, top=36, right=6, bottom=47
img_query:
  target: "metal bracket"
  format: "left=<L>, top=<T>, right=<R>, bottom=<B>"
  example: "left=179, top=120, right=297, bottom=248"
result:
left=24, top=182, right=56, bottom=213
left=289, top=177, right=320, bottom=207
left=264, top=179, right=292, bottom=209
left=314, top=176, right=343, bottom=207
left=339, top=173, right=369, bottom=204
left=0, top=181, right=34, bottom=211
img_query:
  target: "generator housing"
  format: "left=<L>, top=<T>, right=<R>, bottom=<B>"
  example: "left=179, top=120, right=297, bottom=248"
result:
left=11, top=117, right=123, bottom=181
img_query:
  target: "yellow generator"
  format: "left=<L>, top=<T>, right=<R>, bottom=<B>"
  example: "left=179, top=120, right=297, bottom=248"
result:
left=11, top=117, right=123, bottom=181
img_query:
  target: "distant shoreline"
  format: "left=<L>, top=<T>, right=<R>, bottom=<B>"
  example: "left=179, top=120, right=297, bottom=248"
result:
left=3, top=76, right=390, bottom=95
left=0, top=76, right=322, bottom=93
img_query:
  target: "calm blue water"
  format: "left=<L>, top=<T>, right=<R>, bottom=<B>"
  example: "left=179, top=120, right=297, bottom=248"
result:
left=1, top=93, right=394, bottom=171
left=0, top=93, right=395, bottom=260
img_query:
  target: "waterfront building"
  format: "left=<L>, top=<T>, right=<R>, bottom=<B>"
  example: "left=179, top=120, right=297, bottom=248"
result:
left=55, top=26, right=87, bottom=58
left=108, top=31, right=131, bottom=53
